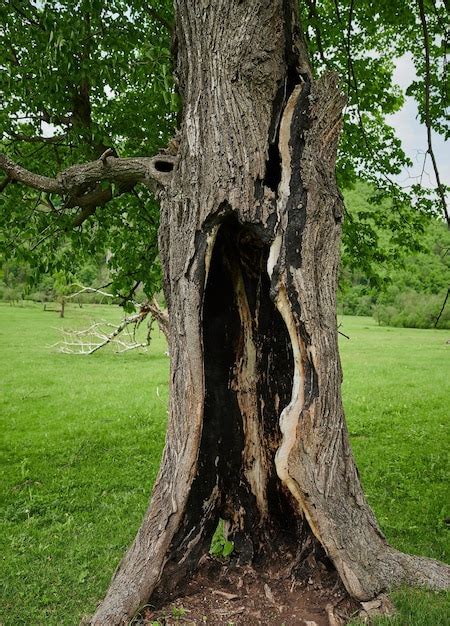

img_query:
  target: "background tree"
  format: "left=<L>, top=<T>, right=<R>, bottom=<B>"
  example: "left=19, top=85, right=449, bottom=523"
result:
left=339, top=185, right=450, bottom=327
left=1, top=0, right=175, bottom=303
left=0, top=1, right=449, bottom=625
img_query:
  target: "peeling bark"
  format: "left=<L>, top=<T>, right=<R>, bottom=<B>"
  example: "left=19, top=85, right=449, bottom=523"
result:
left=89, top=1, right=449, bottom=623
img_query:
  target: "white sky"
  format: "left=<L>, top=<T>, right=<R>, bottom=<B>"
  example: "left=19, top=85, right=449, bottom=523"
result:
left=387, top=55, right=449, bottom=187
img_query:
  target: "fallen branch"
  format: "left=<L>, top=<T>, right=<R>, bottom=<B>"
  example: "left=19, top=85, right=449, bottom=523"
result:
left=53, top=286, right=169, bottom=354
left=54, top=311, right=151, bottom=355
left=66, top=285, right=120, bottom=303
left=67, top=285, right=169, bottom=340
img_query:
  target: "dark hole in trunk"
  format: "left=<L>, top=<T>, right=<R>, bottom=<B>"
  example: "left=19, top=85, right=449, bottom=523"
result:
left=154, top=159, right=174, bottom=172
left=201, top=217, right=299, bottom=558
left=264, top=143, right=282, bottom=192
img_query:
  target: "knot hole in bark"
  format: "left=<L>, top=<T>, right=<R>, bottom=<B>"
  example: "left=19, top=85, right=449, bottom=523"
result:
left=154, top=159, right=174, bottom=173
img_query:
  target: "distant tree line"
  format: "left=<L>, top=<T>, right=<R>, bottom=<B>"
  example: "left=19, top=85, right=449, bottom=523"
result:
left=0, top=253, right=111, bottom=305
left=339, top=185, right=450, bottom=328
left=3, top=183, right=448, bottom=328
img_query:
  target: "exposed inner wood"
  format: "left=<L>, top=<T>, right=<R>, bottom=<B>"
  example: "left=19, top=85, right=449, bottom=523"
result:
left=152, top=218, right=327, bottom=600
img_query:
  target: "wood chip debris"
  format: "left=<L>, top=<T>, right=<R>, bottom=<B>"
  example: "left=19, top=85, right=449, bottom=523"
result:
left=264, top=583, right=276, bottom=603
left=211, top=589, right=239, bottom=600
left=326, top=603, right=343, bottom=626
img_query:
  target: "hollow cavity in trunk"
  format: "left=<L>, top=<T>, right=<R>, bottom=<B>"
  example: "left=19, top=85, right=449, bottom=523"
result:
left=154, top=219, right=331, bottom=599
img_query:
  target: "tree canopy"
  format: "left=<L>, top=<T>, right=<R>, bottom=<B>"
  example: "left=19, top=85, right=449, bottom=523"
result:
left=0, top=0, right=448, bottom=302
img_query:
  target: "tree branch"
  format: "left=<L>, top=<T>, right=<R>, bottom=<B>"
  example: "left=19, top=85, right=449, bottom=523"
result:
left=0, top=153, right=61, bottom=193
left=143, top=3, right=174, bottom=32
left=0, top=151, right=176, bottom=220
left=417, top=0, right=449, bottom=227
left=6, top=131, right=69, bottom=144
left=304, top=0, right=327, bottom=65
left=66, top=285, right=118, bottom=301
left=41, top=110, right=74, bottom=126
left=60, top=286, right=169, bottom=350
left=54, top=313, right=150, bottom=355
left=434, top=287, right=449, bottom=328
left=68, top=181, right=136, bottom=226
left=332, top=0, right=406, bottom=197
left=10, top=0, right=46, bottom=31
left=148, top=297, right=169, bottom=342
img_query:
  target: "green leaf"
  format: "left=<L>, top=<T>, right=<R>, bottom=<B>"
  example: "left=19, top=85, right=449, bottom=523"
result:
left=222, top=540, right=234, bottom=557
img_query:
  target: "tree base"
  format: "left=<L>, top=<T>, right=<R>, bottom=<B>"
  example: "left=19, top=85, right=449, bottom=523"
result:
left=119, top=548, right=448, bottom=625
left=141, top=555, right=361, bottom=626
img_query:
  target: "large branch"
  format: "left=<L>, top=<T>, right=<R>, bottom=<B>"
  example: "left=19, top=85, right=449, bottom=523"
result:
left=0, top=154, right=62, bottom=193
left=0, top=151, right=176, bottom=223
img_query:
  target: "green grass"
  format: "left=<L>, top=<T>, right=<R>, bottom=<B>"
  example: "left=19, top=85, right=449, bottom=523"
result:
left=0, top=303, right=169, bottom=625
left=338, top=316, right=450, bottom=625
left=339, top=316, right=449, bottom=562
left=0, top=305, right=448, bottom=624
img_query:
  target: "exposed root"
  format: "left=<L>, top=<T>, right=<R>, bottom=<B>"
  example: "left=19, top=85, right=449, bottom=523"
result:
left=395, top=551, right=450, bottom=591
left=358, top=594, right=396, bottom=622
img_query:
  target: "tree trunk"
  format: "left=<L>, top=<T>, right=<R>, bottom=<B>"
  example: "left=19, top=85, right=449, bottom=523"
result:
left=90, top=1, right=449, bottom=623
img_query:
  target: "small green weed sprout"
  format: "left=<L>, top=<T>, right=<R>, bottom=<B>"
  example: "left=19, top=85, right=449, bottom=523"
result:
left=209, top=519, right=234, bottom=558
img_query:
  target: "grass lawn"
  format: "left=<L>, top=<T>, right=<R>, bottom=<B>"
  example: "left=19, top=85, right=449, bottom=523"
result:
left=0, top=304, right=448, bottom=624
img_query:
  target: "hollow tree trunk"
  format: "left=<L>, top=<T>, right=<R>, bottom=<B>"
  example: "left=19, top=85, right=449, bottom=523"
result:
left=90, top=1, right=449, bottom=623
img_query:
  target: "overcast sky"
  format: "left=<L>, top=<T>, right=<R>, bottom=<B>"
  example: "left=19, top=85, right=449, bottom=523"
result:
left=387, top=55, right=449, bottom=187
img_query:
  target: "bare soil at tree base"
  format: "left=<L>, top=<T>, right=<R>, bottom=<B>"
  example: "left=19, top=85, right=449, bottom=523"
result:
left=144, top=556, right=360, bottom=625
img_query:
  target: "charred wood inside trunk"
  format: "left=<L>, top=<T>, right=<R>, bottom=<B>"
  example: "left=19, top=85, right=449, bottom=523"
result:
left=154, top=218, right=328, bottom=601
left=206, top=218, right=299, bottom=559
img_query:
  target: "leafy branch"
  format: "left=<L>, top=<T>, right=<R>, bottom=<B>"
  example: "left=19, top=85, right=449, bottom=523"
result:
left=0, top=151, right=176, bottom=226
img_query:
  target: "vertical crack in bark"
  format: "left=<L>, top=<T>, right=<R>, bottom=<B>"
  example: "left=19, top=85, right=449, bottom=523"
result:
left=263, top=4, right=307, bottom=199
left=273, top=283, right=321, bottom=542
left=267, top=83, right=304, bottom=277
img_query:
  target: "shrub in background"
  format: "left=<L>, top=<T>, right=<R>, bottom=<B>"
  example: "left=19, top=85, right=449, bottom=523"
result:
left=374, top=291, right=449, bottom=329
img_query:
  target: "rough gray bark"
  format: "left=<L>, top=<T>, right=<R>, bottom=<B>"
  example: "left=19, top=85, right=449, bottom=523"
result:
left=0, top=152, right=174, bottom=224
left=89, top=1, right=449, bottom=623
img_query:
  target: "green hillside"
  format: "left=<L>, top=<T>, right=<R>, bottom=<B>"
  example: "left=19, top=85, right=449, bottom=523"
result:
left=340, top=184, right=449, bottom=328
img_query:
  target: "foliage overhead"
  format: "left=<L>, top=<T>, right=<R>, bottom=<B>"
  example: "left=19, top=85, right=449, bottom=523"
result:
left=0, top=0, right=448, bottom=302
